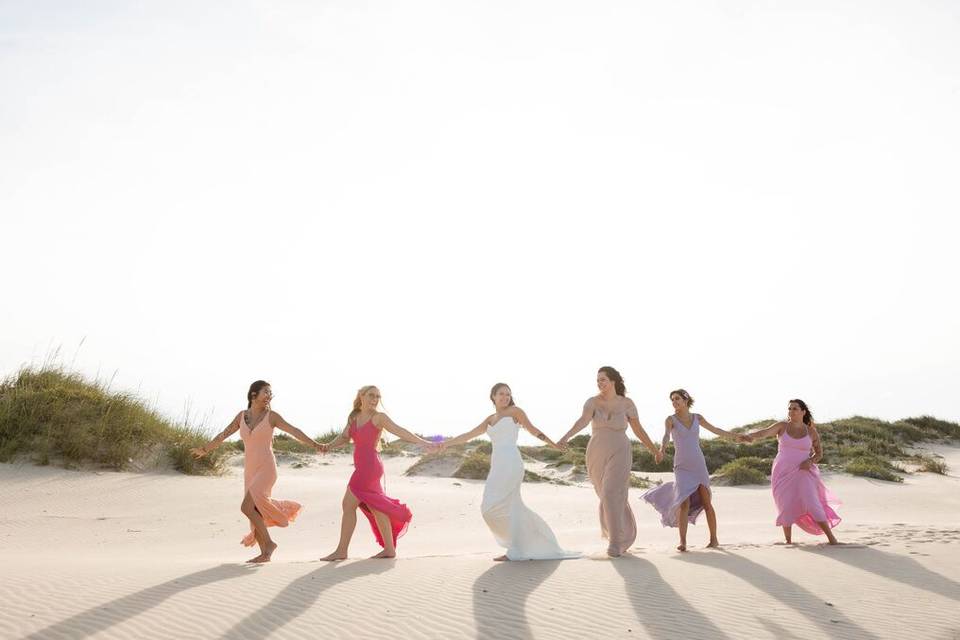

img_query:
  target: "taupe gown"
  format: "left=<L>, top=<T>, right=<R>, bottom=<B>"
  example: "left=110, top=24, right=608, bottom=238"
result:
left=584, top=397, right=638, bottom=555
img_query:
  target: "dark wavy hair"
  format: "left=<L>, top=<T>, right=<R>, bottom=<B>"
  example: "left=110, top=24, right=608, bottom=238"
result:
left=598, top=366, right=626, bottom=396
left=789, top=398, right=814, bottom=425
left=490, top=383, right=516, bottom=406
left=247, top=380, right=270, bottom=408
left=670, top=388, right=694, bottom=407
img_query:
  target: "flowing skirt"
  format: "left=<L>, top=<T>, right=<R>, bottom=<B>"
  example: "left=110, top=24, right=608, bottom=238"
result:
left=586, top=429, right=636, bottom=554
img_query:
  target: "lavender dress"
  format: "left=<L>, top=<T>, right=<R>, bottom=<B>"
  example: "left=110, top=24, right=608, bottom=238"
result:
left=641, top=414, right=712, bottom=527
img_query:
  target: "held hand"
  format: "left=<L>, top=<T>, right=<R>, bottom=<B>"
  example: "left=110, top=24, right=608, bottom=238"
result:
left=737, top=434, right=751, bottom=444
left=798, top=459, right=813, bottom=471
left=654, top=449, right=664, bottom=464
left=557, top=438, right=569, bottom=451
left=190, top=447, right=207, bottom=459
left=315, top=442, right=328, bottom=454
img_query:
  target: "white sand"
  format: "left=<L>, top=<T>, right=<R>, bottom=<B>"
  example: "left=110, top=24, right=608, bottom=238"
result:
left=2, top=448, right=959, bottom=639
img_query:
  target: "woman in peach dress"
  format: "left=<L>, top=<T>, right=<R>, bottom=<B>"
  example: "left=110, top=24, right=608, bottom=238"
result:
left=558, top=367, right=662, bottom=557
left=192, top=380, right=322, bottom=563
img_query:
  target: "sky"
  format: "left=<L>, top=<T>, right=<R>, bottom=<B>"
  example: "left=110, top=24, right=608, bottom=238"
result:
left=2, top=0, right=958, bottom=445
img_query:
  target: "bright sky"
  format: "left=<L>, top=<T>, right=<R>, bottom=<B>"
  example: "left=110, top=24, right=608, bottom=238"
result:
left=3, top=1, right=958, bottom=445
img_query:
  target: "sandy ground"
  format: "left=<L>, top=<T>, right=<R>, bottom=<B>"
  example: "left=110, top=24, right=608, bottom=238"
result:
left=2, top=446, right=959, bottom=639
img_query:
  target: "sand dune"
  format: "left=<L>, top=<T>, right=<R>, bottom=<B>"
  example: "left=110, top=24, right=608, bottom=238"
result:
left=2, top=449, right=959, bottom=639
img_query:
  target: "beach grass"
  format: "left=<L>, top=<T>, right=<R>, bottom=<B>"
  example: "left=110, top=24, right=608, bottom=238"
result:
left=0, top=366, right=226, bottom=474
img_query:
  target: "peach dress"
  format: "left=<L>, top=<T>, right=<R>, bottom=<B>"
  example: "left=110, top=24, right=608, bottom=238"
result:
left=584, top=397, right=638, bottom=555
left=239, top=411, right=302, bottom=547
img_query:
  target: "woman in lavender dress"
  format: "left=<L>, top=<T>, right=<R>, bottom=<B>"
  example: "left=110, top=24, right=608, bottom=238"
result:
left=641, top=389, right=746, bottom=552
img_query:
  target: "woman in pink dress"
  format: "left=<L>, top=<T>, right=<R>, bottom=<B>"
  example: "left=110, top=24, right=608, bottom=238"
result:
left=743, top=399, right=841, bottom=545
left=557, top=366, right=662, bottom=557
left=192, top=380, right=323, bottom=563
left=319, top=385, right=436, bottom=560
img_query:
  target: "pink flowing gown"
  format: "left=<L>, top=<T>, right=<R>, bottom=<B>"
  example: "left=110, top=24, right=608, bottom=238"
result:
left=771, top=426, right=841, bottom=535
left=349, top=419, right=412, bottom=547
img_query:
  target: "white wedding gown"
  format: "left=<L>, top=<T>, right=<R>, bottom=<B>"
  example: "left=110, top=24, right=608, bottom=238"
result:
left=481, top=417, right=578, bottom=560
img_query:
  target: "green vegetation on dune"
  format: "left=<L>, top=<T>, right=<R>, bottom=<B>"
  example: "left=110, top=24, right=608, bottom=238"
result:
left=713, top=457, right=772, bottom=486
left=3, top=366, right=957, bottom=485
left=0, top=367, right=226, bottom=474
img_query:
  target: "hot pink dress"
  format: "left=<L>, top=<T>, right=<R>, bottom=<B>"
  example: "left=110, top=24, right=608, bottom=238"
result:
left=239, top=411, right=302, bottom=547
left=349, top=419, right=412, bottom=547
left=771, top=425, right=841, bottom=535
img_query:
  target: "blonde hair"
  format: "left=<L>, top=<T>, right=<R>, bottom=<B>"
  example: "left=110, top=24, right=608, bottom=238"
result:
left=349, top=385, right=383, bottom=452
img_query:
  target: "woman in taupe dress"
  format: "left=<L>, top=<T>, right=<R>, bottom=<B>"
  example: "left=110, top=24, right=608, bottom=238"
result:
left=558, top=366, right=662, bottom=556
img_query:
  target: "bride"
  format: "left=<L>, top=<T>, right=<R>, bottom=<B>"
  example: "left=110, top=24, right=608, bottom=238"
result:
left=441, top=383, right=578, bottom=561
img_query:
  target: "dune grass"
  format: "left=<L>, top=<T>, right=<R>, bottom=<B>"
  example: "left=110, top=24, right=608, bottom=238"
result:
left=917, top=455, right=948, bottom=475
left=713, top=457, right=772, bottom=485
left=4, top=366, right=956, bottom=483
left=0, top=367, right=226, bottom=474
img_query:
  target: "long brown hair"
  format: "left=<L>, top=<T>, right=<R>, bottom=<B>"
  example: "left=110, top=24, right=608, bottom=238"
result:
left=598, top=366, right=626, bottom=396
left=247, top=380, right=270, bottom=408
left=489, top=383, right=516, bottom=407
left=789, top=398, right=814, bottom=425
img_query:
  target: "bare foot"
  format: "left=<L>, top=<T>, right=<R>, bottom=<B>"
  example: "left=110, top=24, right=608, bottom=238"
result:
left=606, top=546, right=622, bottom=558
left=493, top=554, right=508, bottom=562
left=676, top=544, right=687, bottom=552
left=706, top=539, right=720, bottom=548
left=247, top=541, right=277, bottom=563
left=774, top=541, right=795, bottom=546
left=320, top=550, right=348, bottom=561
left=370, top=550, right=396, bottom=559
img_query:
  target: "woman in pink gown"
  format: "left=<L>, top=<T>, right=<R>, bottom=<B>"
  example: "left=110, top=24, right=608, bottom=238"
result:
left=557, top=367, right=662, bottom=557
left=192, top=380, right=323, bottom=563
left=744, top=399, right=841, bottom=545
left=319, top=385, right=436, bottom=560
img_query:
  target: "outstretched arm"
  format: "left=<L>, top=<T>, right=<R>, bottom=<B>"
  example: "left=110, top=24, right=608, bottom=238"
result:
left=743, top=421, right=785, bottom=443
left=699, top=415, right=750, bottom=443
left=322, top=422, right=353, bottom=452
left=558, top=399, right=594, bottom=447
left=191, top=413, right=242, bottom=458
left=375, top=413, right=435, bottom=447
left=627, top=414, right=662, bottom=462
left=510, top=407, right=561, bottom=449
left=442, top=418, right=490, bottom=447
left=660, top=418, right=672, bottom=453
left=271, top=412, right=323, bottom=452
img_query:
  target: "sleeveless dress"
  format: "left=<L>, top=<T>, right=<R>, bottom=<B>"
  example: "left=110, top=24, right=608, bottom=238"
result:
left=771, top=425, right=841, bottom=534
left=584, top=397, right=638, bottom=555
left=482, top=417, right=578, bottom=560
left=239, top=411, right=302, bottom=547
left=641, top=414, right=712, bottom=527
left=349, top=419, right=412, bottom=547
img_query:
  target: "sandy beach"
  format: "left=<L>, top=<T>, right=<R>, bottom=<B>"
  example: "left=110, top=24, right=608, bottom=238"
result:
left=2, top=447, right=959, bottom=640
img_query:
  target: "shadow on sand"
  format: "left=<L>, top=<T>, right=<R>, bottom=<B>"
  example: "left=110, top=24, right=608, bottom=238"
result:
left=677, top=550, right=880, bottom=639
left=473, top=560, right=561, bottom=640
left=798, top=545, right=960, bottom=602
left=612, top=555, right=732, bottom=640
left=25, top=564, right=256, bottom=640
left=218, top=559, right=396, bottom=638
